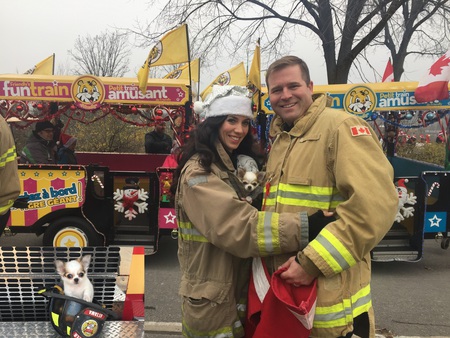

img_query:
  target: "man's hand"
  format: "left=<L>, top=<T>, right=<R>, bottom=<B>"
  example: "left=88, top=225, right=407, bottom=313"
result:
left=279, top=256, right=315, bottom=286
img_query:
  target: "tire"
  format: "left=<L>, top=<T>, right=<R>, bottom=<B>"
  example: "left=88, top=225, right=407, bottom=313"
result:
left=441, top=238, right=450, bottom=250
left=43, top=216, right=104, bottom=247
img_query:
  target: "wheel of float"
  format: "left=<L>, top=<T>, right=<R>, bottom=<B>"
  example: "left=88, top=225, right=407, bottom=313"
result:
left=43, top=217, right=103, bottom=247
left=441, top=237, right=450, bottom=250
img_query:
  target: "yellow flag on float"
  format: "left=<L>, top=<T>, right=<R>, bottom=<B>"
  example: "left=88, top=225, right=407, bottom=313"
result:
left=248, top=39, right=261, bottom=91
left=24, top=54, right=54, bottom=75
left=200, top=62, right=247, bottom=100
left=164, top=58, right=199, bottom=82
left=138, top=24, right=189, bottom=94
left=248, top=39, right=261, bottom=110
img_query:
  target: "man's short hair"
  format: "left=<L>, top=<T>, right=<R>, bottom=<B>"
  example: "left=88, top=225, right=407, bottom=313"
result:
left=265, top=55, right=311, bottom=88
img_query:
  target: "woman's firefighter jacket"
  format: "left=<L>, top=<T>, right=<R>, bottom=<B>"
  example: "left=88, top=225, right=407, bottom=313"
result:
left=175, top=141, right=310, bottom=338
left=263, top=94, right=398, bottom=337
left=0, top=117, right=20, bottom=216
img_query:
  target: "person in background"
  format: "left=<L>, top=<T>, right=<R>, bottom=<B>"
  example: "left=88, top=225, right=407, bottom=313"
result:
left=0, top=115, right=21, bottom=235
left=256, top=56, right=398, bottom=338
left=19, top=121, right=56, bottom=164
left=145, top=118, right=172, bottom=154
left=57, top=133, right=78, bottom=164
left=172, top=85, right=334, bottom=338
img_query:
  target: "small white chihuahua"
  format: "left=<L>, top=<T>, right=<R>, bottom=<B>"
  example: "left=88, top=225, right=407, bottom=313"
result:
left=236, top=154, right=265, bottom=193
left=55, top=254, right=94, bottom=302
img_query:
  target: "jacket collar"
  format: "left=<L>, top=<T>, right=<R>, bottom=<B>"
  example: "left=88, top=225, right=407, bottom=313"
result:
left=215, top=140, right=236, bottom=172
left=269, top=94, right=331, bottom=138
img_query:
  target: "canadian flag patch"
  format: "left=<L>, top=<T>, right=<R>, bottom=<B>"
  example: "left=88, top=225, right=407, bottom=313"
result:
left=350, top=126, right=371, bottom=136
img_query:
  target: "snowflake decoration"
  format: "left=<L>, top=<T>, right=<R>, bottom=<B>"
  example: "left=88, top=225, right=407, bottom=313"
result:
left=113, top=187, right=148, bottom=220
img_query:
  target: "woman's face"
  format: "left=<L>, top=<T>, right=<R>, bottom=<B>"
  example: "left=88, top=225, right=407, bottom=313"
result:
left=219, top=115, right=251, bottom=152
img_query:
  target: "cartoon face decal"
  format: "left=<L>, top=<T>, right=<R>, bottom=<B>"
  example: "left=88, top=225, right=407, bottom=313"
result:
left=76, top=79, right=101, bottom=103
left=167, top=70, right=182, bottom=79
left=343, top=85, right=377, bottom=119
left=146, top=42, right=163, bottom=65
left=214, top=72, right=231, bottom=86
left=71, top=75, right=105, bottom=110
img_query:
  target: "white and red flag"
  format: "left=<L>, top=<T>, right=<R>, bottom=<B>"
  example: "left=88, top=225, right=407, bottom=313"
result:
left=414, top=50, right=450, bottom=103
left=382, top=58, right=394, bottom=82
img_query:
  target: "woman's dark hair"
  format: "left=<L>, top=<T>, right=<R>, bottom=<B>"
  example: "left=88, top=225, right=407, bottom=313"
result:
left=170, top=115, right=258, bottom=194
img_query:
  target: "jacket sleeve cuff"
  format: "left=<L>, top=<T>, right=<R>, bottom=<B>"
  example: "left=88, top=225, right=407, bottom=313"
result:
left=300, top=211, right=309, bottom=249
left=297, top=251, right=322, bottom=278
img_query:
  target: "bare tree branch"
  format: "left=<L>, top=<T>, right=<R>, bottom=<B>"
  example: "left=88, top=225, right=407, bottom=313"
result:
left=68, top=30, right=131, bottom=77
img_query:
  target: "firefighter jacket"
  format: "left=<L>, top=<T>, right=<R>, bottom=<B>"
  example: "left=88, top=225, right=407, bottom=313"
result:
left=0, top=116, right=20, bottom=216
left=175, top=141, right=310, bottom=338
left=263, top=94, right=398, bottom=337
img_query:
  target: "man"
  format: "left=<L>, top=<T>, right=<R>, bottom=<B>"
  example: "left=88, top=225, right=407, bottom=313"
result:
left=261, top=56, right=398, bottom=337
left=20, top=121, right=56, bottom=164
left=144, top=119, right=172, bottom=154
left=0, top=115, right=20, bottom=235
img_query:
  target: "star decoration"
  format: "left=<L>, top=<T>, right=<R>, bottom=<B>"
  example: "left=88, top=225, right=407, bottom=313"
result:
left=64, top=238, right=76, bottom=247
left=428, top=214, right=442, bottom=227
left=52, top=80, right=59, bottom=87
left=164, top=211, right=177, bottom=224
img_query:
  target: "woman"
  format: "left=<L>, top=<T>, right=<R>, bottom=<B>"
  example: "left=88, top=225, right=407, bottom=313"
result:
left=172, top=85, right=312, bottom=338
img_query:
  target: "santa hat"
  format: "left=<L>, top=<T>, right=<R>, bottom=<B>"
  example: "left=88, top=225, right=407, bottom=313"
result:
left=397, top=178, right=408, bottom=189
left=193, top=85, right=253, bottom=120
left=60, top=133, right=77, bottom=148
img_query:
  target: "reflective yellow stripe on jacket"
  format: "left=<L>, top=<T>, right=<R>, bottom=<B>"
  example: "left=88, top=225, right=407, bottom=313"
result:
left=310, top=228, right=357, bottom=274
left=0, top=144, right=17, bottom=214
left=0, top=145, right=16, bottom=169
left=179, top=211, right=287, bottom=256
left=314, top=284, right=372, bottom=328
left=265, top=183, right=344, bottom=209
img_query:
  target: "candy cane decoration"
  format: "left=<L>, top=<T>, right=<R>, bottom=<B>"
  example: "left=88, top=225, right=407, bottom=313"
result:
left=427, top=182, right=440, bottom=197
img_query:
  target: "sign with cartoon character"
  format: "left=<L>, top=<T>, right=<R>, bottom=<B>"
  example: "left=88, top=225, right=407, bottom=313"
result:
left=343, top=86, right=377, bottom=120
left=71, top=75, right=105, bottom=110
left=257, top=82, right=450, bottom=115
left=0, top=74, right=189, bottom=106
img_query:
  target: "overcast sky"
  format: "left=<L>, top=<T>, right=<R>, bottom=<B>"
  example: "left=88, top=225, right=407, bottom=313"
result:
left=0, top=0, right=430, bottom=88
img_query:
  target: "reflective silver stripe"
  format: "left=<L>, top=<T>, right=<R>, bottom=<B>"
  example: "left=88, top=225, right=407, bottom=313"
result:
left=187, top=175, right=208, bottom=187
left=178, top=221, right=208, bottom=242
left=262, top=212, right=274, bottom=253
left=313, top=232, right=351, bottom=271
left=314, top=284, right=372, bottom=328
left=300, top=212, right=309, bottom=248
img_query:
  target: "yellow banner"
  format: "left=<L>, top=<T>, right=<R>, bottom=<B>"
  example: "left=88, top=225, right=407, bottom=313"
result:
left=164, top=58, right=199, bottom=82
left=138, top=24, right=189, bottom=94
left=248, top=40, right=261, bottom=91
left=24, top=54, right=54, bottom=75
left=200, top=62, right=247, bottom=100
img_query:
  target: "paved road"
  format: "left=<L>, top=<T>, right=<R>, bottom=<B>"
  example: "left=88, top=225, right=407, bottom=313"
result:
left=146, top=236, right=450, bottom=337
left=2, top=233, right=449, bottom=337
